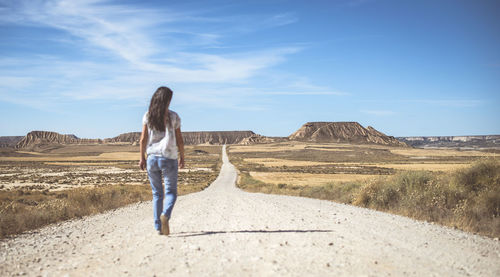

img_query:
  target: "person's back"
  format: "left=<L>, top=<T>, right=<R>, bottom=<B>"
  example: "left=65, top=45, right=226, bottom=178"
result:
left=139, top=86, right=185, bottom=235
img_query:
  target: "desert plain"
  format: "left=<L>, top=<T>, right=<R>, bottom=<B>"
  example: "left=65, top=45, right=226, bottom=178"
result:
left=0, top=144, right=221, bottom=192
left=228, top=141, right=499, bottom=186
left=2, top=140, right=496, bottom=193
left=0, top=144, right=221, bottom=238
left=1, top=137, right=499, bottom=239
left=1, top=143, right=499, bottom=277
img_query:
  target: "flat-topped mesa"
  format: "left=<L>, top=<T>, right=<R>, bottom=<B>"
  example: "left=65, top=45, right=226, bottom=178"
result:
left=15, top=131, right=101, bottom=149
left=106, top=131, right=280, bottom=145
left=239, top=134, right=285, bottom=145
left=182, top=131, right=256, bottom=145
left=0, top=136, right=23, bottom=148
left=13, top=130, right=263, bottom=148
left=289, top=122, right=408, bottom=146
left=104, top=132, right=142, bottom=144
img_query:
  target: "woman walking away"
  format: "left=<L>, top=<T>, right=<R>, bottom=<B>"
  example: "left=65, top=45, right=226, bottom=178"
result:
left=139, top=86, right=185, bottom=235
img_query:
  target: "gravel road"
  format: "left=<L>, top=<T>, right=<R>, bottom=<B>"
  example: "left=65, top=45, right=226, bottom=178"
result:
left=1, top=146, right=499, bottom=276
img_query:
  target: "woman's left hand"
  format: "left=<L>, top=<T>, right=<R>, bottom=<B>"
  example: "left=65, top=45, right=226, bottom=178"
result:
left=179, top=157, right=185, bottom=169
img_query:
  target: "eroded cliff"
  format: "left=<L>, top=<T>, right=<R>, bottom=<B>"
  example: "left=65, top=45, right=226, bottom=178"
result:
left=182, top=131, right=256, bottom=145
left=289, top=122, right=407, bottom=146
left=15, top=131, right=101, bottom=149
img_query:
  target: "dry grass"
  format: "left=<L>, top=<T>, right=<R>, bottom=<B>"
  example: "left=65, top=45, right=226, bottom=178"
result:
left=237, top=158, right=500, bottom=238
left=244, top=158, right=335, bottom=167
left=231, top=142, right=499, bottom=238
left=244, top=158, right=470, bottom=172
left=304, top=147, right=354, bottom=152
left=0, top=184, right=151, bottom=238
left=249, top=171, right=378, bottom=186
left=0, top=145, right=222, bottom=238
left=390, top=148, right=499, bottom=157
left=44, top=162, right=131, bottom=166
left=238, top=172, right=361, bottom=205
left=0, top=151, right=139, bottom=162
left=353, top=159, right=500, bottom=237
left=357, top=163, right=471, bottom=172
left=229, top=143, right=308, bottom=153
left=0, top=181, right=219, bottom=238
left=0, top=145, right=222, bottom=191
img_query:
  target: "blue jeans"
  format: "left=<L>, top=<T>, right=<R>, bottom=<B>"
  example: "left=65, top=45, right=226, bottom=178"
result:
left=146, top=155, right=178, bottom=231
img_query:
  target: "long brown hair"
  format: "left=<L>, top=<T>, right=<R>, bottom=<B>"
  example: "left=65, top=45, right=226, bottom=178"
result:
left=147, top=86, right=173, bottom=131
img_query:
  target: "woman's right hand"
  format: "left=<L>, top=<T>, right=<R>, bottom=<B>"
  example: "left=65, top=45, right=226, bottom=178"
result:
left=139, top=159, right=146, bottom=171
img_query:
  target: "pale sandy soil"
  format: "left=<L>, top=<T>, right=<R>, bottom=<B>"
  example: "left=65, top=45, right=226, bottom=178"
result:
left=230, top=141, right=396, bottom=153
left=1, top=181, right=79, bottom=191
left=0, top=165, right=145, bottom=191
left=0, top=151, right=139, bottom=162
left=178, top=168, right=212, bottom=173
left=44, top=162, right=131, bottom=166
left=0, top=146, right=499, bottom=276
left=229, top=144, right=309, bottom=153
left=250, top=171, right=379, bottom=186
left=303, top=147, right=354, bottom=152
left=389, top=148, right=499, bottom=157
left=244, top=158, right=335, bottom=167
left=366, top=163, right=471, bottom=171
left=244, top=158, right=471, bottom=172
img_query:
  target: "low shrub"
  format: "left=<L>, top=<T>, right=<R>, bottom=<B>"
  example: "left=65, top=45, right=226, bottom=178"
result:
left=237, top=158, right=500, bottom=238
left=354, top=159, right=500, bottom=237
left=0, top=185, right=152, bottom=238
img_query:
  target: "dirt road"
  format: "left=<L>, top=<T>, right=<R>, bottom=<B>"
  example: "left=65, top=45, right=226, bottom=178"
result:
left=1, top=146, right=499, bottom=276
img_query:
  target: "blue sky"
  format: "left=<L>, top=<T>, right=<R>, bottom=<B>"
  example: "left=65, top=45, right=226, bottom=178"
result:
left=0, top=0, right=499, bottom=138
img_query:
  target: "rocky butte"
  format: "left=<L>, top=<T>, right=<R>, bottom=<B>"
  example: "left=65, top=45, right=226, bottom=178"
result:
left=6, top=122, right=410, bottom=149
left=101, top=131, right=264, bottom=145
left=15, top=131, right=102, bottom=149
left=182, top=131, right=260, bottom=145
left=289, top=122, right=408, bottom=147
left=4, top=125, right=500, bottom=150
left=10, top=130, right=268, bottom=149
left=0, top=136, right=24, bottom=148
left=103, top=132, right=142, bottom=145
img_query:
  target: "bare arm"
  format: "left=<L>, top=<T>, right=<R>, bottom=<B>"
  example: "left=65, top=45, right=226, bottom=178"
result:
left=139, top=124, right=148, bottom=171
left=175, top=127, right=185, bottom=169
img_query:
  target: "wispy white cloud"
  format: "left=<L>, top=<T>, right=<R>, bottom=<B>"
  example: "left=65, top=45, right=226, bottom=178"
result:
left=262, top=12, right=298, bottom=27
left=2, top=0, right=171, bottom=64
left=0, top=0, right=299, bottom=72
left=0, top=0, right=339, bottom=111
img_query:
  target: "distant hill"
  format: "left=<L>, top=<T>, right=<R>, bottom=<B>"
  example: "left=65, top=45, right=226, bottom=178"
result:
left=7, top=130, right=270, bottom=149
left=0, top=136, right=24, bottom=148
left=397, top=135, right=500, bottom=149
left=289, top=122, right=408, bottom=147
left=182, top=131, right=258, bottom=145
left=15, top=131, right=102, bottom=149
left=14, top=123, right=499, bottom=149
left=103, top=132, right=141, bottom=144
left=101, top=131, right=266, bottom=145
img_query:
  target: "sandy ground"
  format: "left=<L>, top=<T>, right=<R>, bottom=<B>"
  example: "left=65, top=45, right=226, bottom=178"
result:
left=1, top=146, right=499, bottom=276
left=244, top=158, right=471, bottom=172
left=249, top=171, right=379, bottom=186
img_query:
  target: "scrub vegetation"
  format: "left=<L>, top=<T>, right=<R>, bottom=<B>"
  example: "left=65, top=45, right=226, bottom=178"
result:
left=0, top=145, right=221, bottom=238
left=230, top=142, right=499, bottom=238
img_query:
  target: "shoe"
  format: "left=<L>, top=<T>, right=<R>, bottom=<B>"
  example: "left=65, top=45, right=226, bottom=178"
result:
left=160, top=214, right=170, bottom=235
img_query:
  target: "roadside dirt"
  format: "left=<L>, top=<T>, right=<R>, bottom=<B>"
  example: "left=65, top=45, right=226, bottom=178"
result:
left=1, top=146, right=499, bottom=276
